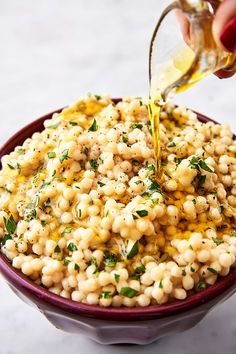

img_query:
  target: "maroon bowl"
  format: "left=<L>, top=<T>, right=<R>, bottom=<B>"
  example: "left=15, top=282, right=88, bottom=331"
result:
left=0, top=101, right=236, bottom=345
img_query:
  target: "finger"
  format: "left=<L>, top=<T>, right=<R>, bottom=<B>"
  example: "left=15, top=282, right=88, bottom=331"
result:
left=175, top=10, right=191, bottom=45
left=212, top=0, right=236, bottom=52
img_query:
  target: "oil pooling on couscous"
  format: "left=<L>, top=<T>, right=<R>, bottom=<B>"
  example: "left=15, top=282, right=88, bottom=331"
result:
left=0, top=94, right=236, bottom=307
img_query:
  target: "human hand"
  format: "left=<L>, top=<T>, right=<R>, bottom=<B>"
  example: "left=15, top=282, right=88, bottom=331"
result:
left=176, top=0, right=236, bottom=79
left=212, top=0, right=236, bottom=78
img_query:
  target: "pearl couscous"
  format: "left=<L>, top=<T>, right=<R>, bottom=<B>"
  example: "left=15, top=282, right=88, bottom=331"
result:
left=0, top=94, right=236, bottom=307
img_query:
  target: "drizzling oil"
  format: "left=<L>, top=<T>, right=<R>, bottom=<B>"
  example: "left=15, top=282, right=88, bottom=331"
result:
left=148, top=0, right=236, bottom=176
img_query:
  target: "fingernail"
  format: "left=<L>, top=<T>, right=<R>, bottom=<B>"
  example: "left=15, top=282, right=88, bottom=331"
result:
left=220, top=17, right=236, bottom=52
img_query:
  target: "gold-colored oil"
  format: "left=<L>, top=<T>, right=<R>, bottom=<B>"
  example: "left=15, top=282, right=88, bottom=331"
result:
left=149, top=15, right=236, bottom=174
left=149, top=44, right=197, bottom=174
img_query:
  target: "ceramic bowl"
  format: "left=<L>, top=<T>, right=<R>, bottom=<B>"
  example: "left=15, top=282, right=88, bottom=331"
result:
left=0, top=101, right=236, bottom=345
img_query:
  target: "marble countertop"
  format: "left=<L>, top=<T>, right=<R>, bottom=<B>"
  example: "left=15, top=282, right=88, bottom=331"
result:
left=0, top=0, right=236, bottom=353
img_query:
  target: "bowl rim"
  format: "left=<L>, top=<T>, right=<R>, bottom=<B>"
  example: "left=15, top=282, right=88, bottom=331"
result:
left=0, top=100, right=236, bottom=321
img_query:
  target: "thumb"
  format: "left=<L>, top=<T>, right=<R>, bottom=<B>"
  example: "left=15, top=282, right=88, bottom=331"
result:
left=212, top=0, right=236, bottom=52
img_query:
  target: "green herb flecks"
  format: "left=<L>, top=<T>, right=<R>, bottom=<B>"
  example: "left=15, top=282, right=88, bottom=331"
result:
left=114, top=273, right=120, bottom=283
left=88, top=119, right=98, bottom=132
left=136, top=210, right=148, bottom=217
left=97, top=181, right=105, bottom=187
left=89, top=159, right=99, bottom=171
left=130, top=123, right=143, bottom=130
left=144, top=179, right=163, bottom=197
left=127, top=241, right=139, bottom=259
left=84, top=147, right=89, bottom=156
left=67, top=243, right=78, bottom=252
left=99, top=291, right=112, bottom=299
left=207, top=267, right=218, bottom=275
left=145, top=163, right=155, bottom=175
left=74, top=264, right=80, bottom=272
left=54, top=245, right=61, bottom=253
left=189, top=156, right=213, bottom=173
left=69, top=121, right=78, bottom=126
left=120, top=287, right=138, bottom=298
left=1, top=215, right=17, bottom=245
left=104, top=252, right=118, bottom=267
left=60, top=149, right=69, bottom=163
left=212, top=237, right=224, bottom=245
left=63, top=227, right=72, bottom=234
left=167, top=142, right=176, bottom=148
left=131, top=265, right=146, bottom=280
left=47, top=152, right=56, bottom=159
left=197, top=281, right=207, bottom=291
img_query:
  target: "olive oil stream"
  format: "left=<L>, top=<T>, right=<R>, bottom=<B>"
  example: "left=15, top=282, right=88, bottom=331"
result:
left=149, top=28, right=236, bottom=176
left=148, top=44, right=205, bottom=175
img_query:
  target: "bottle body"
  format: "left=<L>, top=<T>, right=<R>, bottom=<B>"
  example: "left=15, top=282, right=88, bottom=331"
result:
left=149, top=0, right=236, bottom=100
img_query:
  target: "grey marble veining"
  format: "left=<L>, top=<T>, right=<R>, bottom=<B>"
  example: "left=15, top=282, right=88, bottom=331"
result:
left=0, top=0, right=236, bottom=353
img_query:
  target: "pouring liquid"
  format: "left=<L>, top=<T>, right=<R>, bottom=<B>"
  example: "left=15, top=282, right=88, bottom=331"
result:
left=149, top=44, right=208, bottom=175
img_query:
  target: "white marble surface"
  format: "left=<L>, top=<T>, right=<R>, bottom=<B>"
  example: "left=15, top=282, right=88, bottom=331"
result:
left=0, top=0, right=236, bottom=353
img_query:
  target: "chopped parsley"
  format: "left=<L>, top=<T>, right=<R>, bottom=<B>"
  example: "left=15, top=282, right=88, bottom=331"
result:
left=136, top=210, right=148, bottom=217
left=212, top=237, right=224, bottom=245
left=67, top=242, right=78, bottom=252
left=197, top=282, right=207, bottom=291
left=1, top=234, right=13, bottom=245
left=17, top=148, right=26, bottom=154
left=63, top=258, right=70, bottom=265
left=104, top=252, right=118, bottom=267
left=94, top=94, right=102, bottom=100
left=189, top=156, right=213, bottom=173
left=175, top=157, right=184, bottom=166
left=231, top=231, right=236, bottom=237
left=99, top=291, right=112, bottom=299
left=199, top=159, right=213, bottom=172
left=120, top=287, right=138, bottom=298
left=127, top=241, right=139, bottom=259
left=89, top=159, right=99, bottom=171
left=114, top=273, right=120, bottom=283
left=69, top=121, right=78, bottom=126
left=60, top=149, right=69, bottom=163
left=145, top=163, right=155, bottom=175
left=130, top=123, right=143, bottom=130
left=131, top=265, right=146, bottom=280
left=122, top=135, right=128, bottom=143
left=7, top=163, right=15, bottom=170
left=207, top=267, right=218, bottom=275
left=47, top=122, right=60, bottom=129
left=97, top=181, right=105, bottom=187
left=84, top=147, right=89, bottom=156
left=168, top=142, right=176, bottom=148
left=47, top=152, right=56, bottom=159
left=3, top=214, right=17, bottom=236
left=74, top=264, right=80, bottom=272
left=144, top=179, right=163, bottom=197
left=63, top=227, right=72, bottom=234
left=88, top=119, right=98, bottom=132
left=90, top=257, right=99, bottom=274
left=54, top=245, right=61, bottom=253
